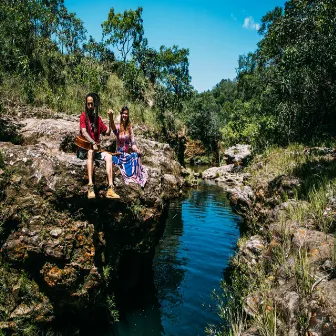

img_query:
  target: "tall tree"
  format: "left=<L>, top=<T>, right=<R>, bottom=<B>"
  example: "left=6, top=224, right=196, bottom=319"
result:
left=57, top=7, right=87, bottom=54
left=186, top=92, right=221, bottom=158
left=158, top=45, right=192, bottom=98
left=101, top=7, right=144, bottom=63
left=133, top=38, right=160, bottom=85
left=257, top=0, right=336, bottom=142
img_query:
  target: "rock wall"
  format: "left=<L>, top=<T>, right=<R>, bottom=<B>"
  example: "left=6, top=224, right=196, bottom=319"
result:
left=214, top=147, right=336, bottom=335
left=0, top=105, right=185, bottom=333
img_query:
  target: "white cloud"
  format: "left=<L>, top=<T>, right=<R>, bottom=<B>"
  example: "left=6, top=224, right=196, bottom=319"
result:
left=243, top=16, right=260, bottom=30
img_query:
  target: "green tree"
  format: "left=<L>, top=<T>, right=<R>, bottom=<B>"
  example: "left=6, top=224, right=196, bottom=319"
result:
left=154, top=45, right=193, bottom=131
left=256, top=0, right=336, bottom=143
left=211, top=79, right=237, bottom=106
left=101, top=7, right=144, bottom=63
left=158, top=45, right=192, bottom=98
left=83, top=36, right=115, bottom=63
left=133, top=38, right=160, bottom=85
left=219, top=0, right=336, bottom=149
left=186, top=92, right=221, bottom=158
left=57, top=7, right=87, bottom=54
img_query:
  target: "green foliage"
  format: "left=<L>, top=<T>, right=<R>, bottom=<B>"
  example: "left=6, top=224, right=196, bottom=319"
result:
left=134, top=38, right=160, bottom=85
left=186, top=0, right=336, bottom=151
left=158, top=45, right=192, bottom=98
left=212, top=79, right=237, bottom=105
left=128, top=198, right=145, bottom=218
left=122, top=60, right=149, bottom=101
left=103, top=265, right=112, bottom=283
left=294, top=249, right=314, bottom=296
left=241, top=0, right=336, bottom=146
left=207, top=270, right=248, bottom=336
left=102, top=7, right=144, bottom=63
left=186, top=92, right=221, bottom=152
left=106, top=294, right=119, bottom=322
left=83, top=36, right=115, bottom=62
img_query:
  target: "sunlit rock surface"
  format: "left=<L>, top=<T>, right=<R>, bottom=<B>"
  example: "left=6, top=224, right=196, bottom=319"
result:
left=202, top=164, right=234, bottom=179
left=224, top=144, right=252, bottom=165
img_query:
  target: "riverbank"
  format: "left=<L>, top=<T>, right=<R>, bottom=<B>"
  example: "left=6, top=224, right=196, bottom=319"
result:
left=207, top=144, right=336, bottom=336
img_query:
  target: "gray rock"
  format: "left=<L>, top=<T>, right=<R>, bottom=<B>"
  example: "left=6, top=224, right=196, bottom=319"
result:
left=245, top=235, right=265, bottom=255
left=224, top=144, right=252, bottom=165
left=202, top=164, right=235, bottom=179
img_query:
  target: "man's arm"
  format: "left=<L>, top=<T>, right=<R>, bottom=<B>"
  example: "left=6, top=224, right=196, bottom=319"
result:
left=79, top=114, right=98, bottom=151
left=81, top=128, right=96, bottom=145
left=81, top=128, right=98, bottom=151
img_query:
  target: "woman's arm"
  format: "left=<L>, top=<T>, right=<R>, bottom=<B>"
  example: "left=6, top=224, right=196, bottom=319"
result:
left=108, top=109, right=117, bottom=133
left=130, top=125, right=141, bottom=154
left=104, top=126, right=111, bottom=136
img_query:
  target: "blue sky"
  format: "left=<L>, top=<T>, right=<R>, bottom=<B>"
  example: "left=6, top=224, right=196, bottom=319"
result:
left=64, top=0, right=285, bottom=92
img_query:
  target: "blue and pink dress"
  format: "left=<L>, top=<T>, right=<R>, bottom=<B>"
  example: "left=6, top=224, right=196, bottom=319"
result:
left=112, top=124, right=148, bottom=187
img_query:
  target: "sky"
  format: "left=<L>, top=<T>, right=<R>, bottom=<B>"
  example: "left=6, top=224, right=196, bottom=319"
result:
left=64, top=0, right=286, bottom=93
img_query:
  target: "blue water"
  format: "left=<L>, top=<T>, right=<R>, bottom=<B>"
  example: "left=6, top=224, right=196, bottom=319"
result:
left=110, top=182, right=241, bottom=336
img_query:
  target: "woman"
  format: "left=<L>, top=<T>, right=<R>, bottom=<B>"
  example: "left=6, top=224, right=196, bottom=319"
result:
left=108, top=106, right=148, bottom=187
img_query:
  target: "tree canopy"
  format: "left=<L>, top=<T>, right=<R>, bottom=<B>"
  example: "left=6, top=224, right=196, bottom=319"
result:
left=102, top=7, right=144, bottom=63
left=188, top=0, right=336, bottom=151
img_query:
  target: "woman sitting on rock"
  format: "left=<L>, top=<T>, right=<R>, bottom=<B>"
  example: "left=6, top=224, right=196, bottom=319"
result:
left=108, top=106, right=148, bottom=187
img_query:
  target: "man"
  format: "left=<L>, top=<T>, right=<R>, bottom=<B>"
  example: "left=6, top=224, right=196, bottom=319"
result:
left=78, top=92, right=120, bottom=199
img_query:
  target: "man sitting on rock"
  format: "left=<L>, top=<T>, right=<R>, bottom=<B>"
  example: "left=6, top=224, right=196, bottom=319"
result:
left=78, top=92, right=120, bottom=199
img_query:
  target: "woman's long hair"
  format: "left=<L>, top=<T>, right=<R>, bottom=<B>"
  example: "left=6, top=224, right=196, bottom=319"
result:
left=119, top=105, right=132, bottom=134
left=85, top=92, right=100, bottom=137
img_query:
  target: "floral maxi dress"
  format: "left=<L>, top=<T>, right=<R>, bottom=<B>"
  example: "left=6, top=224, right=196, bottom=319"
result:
left=112, top=124, right=148, bottom=187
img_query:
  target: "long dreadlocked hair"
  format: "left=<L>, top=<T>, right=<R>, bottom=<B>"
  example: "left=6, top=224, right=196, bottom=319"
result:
left=85, top=92, right=100, bottom=138
left=119, top=105, right=132, bottom=134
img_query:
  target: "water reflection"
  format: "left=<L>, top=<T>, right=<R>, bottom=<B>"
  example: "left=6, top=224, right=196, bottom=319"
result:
left=154, top=197, right=187, bottom=323
left=110, top=182, right=241, bottom=336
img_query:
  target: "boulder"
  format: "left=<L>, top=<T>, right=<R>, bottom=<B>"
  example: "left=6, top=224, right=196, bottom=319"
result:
left=224, top=144, right=252, bottom=165
left=202, top=164, right=234, bottom=179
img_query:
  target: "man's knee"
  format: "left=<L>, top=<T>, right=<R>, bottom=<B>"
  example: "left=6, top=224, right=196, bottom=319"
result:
left=87, top=150, right=94, bottom=160
left=104, top=153, right=112, bottom=161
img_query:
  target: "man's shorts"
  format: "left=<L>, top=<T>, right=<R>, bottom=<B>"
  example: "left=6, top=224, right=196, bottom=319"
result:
left=77, top=148, right=108, bottom=161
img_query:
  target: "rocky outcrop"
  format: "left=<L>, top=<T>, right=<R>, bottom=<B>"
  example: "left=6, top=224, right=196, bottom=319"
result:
left=221, top=147, right=336, bottom=336
left=202, top=144, right=252, bottom=181
left=201, top=144, right=254, bottom=216
left=0, top=106, right=184, bottom=333
left=202, top=164, right=235, bottom=179
left=224, top=144, right=252, bottom=165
